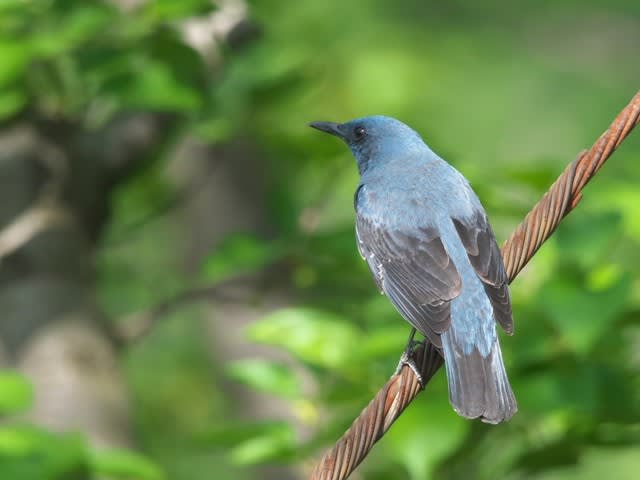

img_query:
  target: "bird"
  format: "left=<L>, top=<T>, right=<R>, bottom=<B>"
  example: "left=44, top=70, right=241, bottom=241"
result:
left=309, top=116, right=516, bottom=423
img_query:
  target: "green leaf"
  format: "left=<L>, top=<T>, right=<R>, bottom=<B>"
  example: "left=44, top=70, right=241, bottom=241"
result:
left=121, top=59, right=202, bottom=112
left=89, top=448, right=165, bottom=480
left=385, top=380, right=469, bottom=479
left=230, top=421, right=295, bottom=465
left=143, top=0, right=216, bottom=20
left=0, top=89, right=26, bottom=119
left=30, top=5, right=115, bottom=58
left=199, top=420, right=296, bottom=465
left=541, top=270, right=630, bottom=354
left=517, top=367, right=598, bottom=415
left=554, top=211, right=623, bottom=269
left=0, top=0, right=29, bottom=12
left=596, top=186, right=640, bottom=240
left=202, top=234, right=278, bottom=282
left=248, top=307, right=360, bottom=369
left=199, top=420, right=291, bottom=448
left=356, top=325, right=409, bottom=359
left=226, top=359, right=301, bottom=399
left=0, top=426, right=88, bottom=479
left=0, top=371, right=33, bottom=415
left=531, top=446, right=640, bottom=480
left=0, top=41, right=30, bottom=86
left=31, top=4, right=114, bottom=58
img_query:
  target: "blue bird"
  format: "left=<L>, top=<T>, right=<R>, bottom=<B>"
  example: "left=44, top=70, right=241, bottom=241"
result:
left=310, top=116, right=516, bottom=423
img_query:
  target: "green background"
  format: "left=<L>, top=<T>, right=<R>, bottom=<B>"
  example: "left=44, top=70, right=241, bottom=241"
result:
left=0, top=0, right=639, bottom=479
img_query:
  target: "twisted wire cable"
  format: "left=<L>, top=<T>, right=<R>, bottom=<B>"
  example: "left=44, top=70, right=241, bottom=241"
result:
left=310, top=90, right=640, bottom=480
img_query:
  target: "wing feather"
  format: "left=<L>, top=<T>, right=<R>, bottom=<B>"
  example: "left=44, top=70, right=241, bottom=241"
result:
left=356, top=217, right=461, bottom=346
left=452, top=213, right=513, bottom=334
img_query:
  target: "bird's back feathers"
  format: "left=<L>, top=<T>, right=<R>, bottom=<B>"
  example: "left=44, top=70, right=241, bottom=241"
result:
left=353, top=127, right=516, bottom=423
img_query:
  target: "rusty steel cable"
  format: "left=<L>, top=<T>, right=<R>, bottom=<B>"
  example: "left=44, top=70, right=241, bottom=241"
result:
left=310, top=90, right=640, bottom=480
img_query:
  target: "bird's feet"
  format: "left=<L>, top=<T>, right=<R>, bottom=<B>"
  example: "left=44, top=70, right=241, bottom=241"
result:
left=393, top=328, right=425, bottom=388
left=394, top=349, right=425, bottom=388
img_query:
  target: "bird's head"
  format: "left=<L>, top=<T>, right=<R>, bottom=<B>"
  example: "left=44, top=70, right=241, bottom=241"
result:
left=309, top=115, right=426, bottom=174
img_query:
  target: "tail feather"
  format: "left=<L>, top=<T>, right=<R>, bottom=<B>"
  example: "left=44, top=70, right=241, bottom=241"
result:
left=441, top=331, right=517, bottom=424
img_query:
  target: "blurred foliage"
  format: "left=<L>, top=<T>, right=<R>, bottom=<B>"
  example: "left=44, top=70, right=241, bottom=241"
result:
left=1, top=0, right=640, bottom=479
left=0, top=373, right=162, bottom=480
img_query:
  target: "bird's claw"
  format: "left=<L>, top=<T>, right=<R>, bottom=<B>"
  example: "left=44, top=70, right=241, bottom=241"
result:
left=394, top=344, right=425, bottom=389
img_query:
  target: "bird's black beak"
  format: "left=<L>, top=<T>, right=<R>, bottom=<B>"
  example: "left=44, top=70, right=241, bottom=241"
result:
left=309, top=121, right=345, bottom=139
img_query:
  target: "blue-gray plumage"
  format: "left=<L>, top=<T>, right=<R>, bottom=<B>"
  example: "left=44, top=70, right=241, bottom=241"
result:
left=310, top=116, right=516, bottom=423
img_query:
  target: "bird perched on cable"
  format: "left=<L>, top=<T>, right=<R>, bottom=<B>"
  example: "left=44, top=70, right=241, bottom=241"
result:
left=310, top=116, right=516, bottom=423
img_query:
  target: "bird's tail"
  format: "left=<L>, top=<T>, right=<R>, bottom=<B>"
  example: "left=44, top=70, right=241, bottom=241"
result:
left=441, top=330, right=517, bottom=424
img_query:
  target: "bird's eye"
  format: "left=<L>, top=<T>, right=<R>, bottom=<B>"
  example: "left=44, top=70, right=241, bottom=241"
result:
left=354, top=126, right=366, bottom=141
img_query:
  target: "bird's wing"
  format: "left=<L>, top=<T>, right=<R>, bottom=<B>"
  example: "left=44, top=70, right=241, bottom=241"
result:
left=356, top=216, right=462, bottom=347
left=452, top=212, right=513, bottom=334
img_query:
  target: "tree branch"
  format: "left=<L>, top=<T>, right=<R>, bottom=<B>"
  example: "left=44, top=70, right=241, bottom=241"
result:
left=0, top=204, right=72, bottom=261
left=0, top=125, right=73, bottom=262
left=115, top=273, right=263, bottom=344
